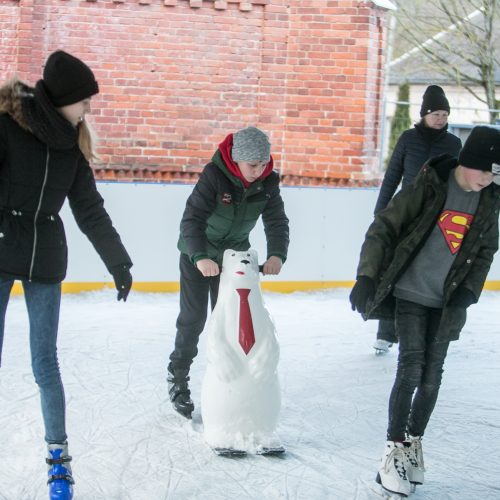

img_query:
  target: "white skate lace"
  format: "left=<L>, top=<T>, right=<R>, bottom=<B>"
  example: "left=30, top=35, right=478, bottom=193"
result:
left=384, top=446, right=408, bottom=480
left=411, top=438, right=425, bottom=470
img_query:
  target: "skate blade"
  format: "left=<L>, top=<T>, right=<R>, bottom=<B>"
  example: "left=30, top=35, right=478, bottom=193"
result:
left=256, top=446, right=286, bottom=456
left=374, top=348, right=389, bottom=355
left=213, top=447, right=247, bottom=457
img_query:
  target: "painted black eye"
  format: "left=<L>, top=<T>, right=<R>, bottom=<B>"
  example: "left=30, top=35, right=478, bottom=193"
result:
left=231, top=253, right=235, bottom=256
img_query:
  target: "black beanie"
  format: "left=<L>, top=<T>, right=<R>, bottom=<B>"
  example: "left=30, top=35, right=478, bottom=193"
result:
left=420, top=85, right=450, bottom=117
left=39, top=50, right=99, bottom=107
left=458, top=126, right=500, bottom=172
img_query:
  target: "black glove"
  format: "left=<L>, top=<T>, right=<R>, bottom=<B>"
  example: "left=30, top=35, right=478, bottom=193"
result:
left=349, top=276, right=375, bottom=314
left=449, top=287, right=475, bottom=308
left=111, top=264, right=133, bottom=302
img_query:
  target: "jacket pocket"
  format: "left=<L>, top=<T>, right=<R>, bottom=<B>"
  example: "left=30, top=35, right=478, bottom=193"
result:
left=0, top=211, right=21, bottom=248
left=36, top=215, right=66, bottom=249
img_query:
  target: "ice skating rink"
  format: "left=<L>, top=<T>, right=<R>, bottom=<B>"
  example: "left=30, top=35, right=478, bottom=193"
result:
left=1, top=289, right=499, bottom=499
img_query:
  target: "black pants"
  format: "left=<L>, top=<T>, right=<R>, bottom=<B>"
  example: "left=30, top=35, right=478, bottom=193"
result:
left=169, top=253, right=220, bottom=371
left=376, top=318, right=398, bottom=343
left=387, top=298, right=450, bottom=442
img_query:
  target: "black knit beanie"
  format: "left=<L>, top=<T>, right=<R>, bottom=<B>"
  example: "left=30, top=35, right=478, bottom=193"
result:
left=458, top=126, right=500, bottom=173
left=420, top=85, right=450, bottom=117
left=38, top=50, right=99, bottom=107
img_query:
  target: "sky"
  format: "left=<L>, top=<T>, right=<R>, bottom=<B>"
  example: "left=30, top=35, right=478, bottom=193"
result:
left=0, top=288, right=499, bottom=499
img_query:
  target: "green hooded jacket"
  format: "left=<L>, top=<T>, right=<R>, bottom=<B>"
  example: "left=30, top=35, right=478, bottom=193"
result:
left=177, top=150, right=289, bottom=265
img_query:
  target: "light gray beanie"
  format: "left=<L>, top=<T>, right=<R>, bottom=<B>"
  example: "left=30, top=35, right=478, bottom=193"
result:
left=232, top=126, right=271, bottom=163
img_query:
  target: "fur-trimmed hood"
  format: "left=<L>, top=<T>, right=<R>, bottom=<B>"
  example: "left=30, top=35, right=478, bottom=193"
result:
left=0, top=78, right=32, bottom=131
left=0, top=77, right=79, bottom=151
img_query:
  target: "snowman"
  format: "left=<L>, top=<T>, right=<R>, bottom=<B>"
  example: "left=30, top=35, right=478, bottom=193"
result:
left=201, top=249, right=283, bottom=455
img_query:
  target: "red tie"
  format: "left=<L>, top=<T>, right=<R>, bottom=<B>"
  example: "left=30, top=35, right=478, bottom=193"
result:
left=236, top=288, right=255, bottom=355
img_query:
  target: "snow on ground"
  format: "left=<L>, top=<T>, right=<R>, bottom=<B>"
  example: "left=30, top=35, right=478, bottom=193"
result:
left=0, top=288, right=499, bottom=499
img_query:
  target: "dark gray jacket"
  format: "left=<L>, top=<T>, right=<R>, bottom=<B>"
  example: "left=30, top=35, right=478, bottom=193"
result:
left=178, top=150, right=289, bottom=265
left=357, top=154, right=500, bottom=341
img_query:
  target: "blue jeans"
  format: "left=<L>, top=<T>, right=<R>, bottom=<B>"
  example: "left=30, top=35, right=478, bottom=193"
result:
left=387, top=298, right=450, bottom=441
left=0, top=279, right=66, bottom=444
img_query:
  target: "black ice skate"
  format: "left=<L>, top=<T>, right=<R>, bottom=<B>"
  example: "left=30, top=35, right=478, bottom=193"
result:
left=167, top=365, right=194, bottom=419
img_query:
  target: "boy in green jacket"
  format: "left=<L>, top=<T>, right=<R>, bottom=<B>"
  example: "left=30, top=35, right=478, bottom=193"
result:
left=350, top=126, right=500, bottom=497
left=168, top=126, right=289, bottom=418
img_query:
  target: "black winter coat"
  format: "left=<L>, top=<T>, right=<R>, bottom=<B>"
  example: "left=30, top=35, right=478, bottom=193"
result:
left=178, top=150, right=289, bottom=265
left=357, top=155, right=500, bottom=342
left=0, top=80, right=132, bottom=283
left=374, top=124, right=462, bottom=214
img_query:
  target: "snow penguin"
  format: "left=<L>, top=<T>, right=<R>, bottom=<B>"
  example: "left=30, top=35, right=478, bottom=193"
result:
left=201, top=249, right=283, bottom=454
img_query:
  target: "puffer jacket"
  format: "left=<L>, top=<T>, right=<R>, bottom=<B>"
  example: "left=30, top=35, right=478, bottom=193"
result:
left=0, top=79, right=132, bottom=283
left=374, top=124, right=462, bottom=214
left=178, top=149, right=289, bottom=265
left=357, top=154, right=500, bottom=341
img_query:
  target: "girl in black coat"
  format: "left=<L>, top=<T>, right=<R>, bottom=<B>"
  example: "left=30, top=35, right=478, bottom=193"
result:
left=373, top=85, right=462, bottom=353
left=0, top=51, right=133, bottom=499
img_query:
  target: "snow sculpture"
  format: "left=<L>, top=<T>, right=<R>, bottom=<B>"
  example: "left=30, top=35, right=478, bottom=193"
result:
left=201, top=249, right=282, bottom=453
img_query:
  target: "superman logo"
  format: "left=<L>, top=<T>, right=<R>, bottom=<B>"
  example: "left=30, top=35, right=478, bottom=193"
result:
left=437, top=210, right=474, bottom=255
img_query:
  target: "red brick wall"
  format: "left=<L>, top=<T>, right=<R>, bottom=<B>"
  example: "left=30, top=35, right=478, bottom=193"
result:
left=0, top=0, right=391, bottom=186
left=0, top=0, right=20, bottom=76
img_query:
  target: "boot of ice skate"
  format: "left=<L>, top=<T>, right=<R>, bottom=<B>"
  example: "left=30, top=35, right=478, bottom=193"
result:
left=373, top=339, right=393, bottom=355
left=376, top=441, right=411, bottom=497
left=47, top=442, right=74, bottom=500
left=404, top=435, right=425, bottom=486
left=167, top=364, right=194, bottom=419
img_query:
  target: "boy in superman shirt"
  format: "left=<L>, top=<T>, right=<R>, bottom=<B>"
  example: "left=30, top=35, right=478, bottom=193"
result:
left=167, top=126, right=289, bottom=418
left=350, top=126, right=500, bottom=496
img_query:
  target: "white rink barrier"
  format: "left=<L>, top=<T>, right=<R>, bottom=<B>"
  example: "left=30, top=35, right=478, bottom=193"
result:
left=13, top=181, right=500, bottom=294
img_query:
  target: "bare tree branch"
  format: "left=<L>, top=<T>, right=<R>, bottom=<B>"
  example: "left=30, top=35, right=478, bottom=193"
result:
left=392, top=0, right=500, bottom=122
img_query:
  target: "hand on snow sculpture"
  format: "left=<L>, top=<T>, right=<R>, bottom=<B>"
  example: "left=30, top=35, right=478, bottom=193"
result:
left=201, top=249, right=282, bottom=453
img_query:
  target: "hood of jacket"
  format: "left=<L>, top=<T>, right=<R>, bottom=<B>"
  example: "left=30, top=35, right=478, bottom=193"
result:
left=0, top=78, right=78, bottom=150
left=0, top=78, right=32, bottom=131
left=422, top=153, right=458, bottom=183
left=215, top=133, right=274, bottom=188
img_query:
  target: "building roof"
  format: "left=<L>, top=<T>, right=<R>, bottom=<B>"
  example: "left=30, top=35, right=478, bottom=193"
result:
left=388, top=8, right=500, bottom=86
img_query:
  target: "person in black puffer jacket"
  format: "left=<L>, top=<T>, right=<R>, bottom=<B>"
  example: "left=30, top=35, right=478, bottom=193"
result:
left=167, top=126, right=289, bottom=419
left=373, top=85, right=462, bottom=354
left=0, top=51, right=133, bottom=499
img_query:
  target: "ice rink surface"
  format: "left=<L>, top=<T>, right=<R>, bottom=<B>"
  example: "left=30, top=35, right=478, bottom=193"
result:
left=1, top=289, right=499, bottom=499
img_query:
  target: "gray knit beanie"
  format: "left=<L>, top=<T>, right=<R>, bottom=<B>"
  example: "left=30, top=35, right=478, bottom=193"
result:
left=232, top=126, right=271, bottom=163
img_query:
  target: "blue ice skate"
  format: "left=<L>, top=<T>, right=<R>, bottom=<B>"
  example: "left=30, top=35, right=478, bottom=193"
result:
left=47, top=444, right=74, bottom=500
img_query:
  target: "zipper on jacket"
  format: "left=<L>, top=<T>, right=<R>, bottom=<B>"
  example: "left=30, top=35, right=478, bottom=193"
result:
left=29, top=146, right=50, bottom=281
